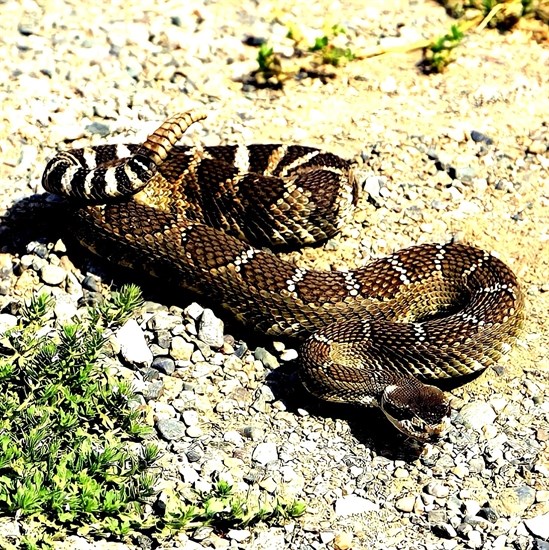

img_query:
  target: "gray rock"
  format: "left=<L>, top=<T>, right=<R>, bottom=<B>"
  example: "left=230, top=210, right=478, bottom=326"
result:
left=141, top=380, right=164, bottom=401
left=254, top=347, right=279, bottom=369
left=151, top=356, right=175, bottom=375
left=335, top=495, right=379, bottom=516
left=156, top=418, right=186, bottom=441
left=252, top=442, right=278, bottom=465
left=457, top=402, right=496, bottom=431
left=428, top=510, right=448, bottom=525
left=82, top=275, right=102, bottom=292
left=149, top=344, right=168, bottom=357
left=492, top=485, right=536, bottom=516
left=147, top=312, right=180, bottom=331
left=477, top=506, right=499, bottom=522
left=455, top=165, right=476, bottom=183
left=155, top=330, right=172, bottom=349
left=470, top=130, right=493, bottom=144
left=40, top=264, right=67, bottom=285
left=186, top=447, right=202, bottom=463
left=242, top=426, right=263, bottom=441
left=433, top=523, right=457, bottom=539
left=197, top=308, right=224, bottom=348
left=116, top=319, right=153, bottom=368
left=85, top=121, right=111, bottom=136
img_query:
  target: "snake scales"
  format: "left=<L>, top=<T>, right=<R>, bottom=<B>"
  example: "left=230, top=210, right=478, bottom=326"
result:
left=42, top=111, right=524, bottom=441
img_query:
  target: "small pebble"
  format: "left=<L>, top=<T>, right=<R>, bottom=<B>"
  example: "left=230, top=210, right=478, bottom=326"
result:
left=151, top=356, right=176, bottom=375
left=395, top=496, right=415, bottom=512
left=197, top=308, right=224, bottom=348
left=457, top=402, right=497, bottom=431
left=116, top=319, right=153, bottom=368
left=335, top=496, right=379, bottom=516
left=156, top=418, right=186, bottom=441
left=252, top=442, right=278, bottom=465
left=40, top=264, right=67, bottom=286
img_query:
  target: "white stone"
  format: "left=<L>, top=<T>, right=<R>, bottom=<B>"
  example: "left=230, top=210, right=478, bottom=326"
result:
left=252, top=442, right=278, bottom=465
left=0, top=314, right=17, bottom=334
left=395, top=496, right=416, bottom=512
left=40, top=264, right=67, bottom=286
left=198, top=308, right=224, bottom=348
left=182, top=410, right=199, bottom=427
left=335, top=495, right=379, bottom=516
left=184, top=302, right=204, bottom=320
left=227, top=529, right=250, bottom=542
left=116, top=319, right=153, bottom=368
left=426, top=481, right=450, bottom=498
left=280, top=348, right=298, bottom=361
left=379, top=76, right=397, bottom=94
left=458, top=402, right=496, bottom=432
left=524, top=512, right=549, bottom=539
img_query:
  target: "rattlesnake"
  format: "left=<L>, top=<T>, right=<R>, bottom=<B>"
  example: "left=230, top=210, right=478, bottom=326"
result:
left=42, top=111, right=524, bottom=441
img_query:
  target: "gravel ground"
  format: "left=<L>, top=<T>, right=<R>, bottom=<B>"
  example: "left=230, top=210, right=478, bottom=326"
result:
left=1, top=0, right=548, bottom=549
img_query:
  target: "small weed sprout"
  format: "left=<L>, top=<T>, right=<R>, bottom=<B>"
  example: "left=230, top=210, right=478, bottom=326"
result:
left=309, top=24, right=356, bottom=66
left=422, top=24, right=465, bottom=73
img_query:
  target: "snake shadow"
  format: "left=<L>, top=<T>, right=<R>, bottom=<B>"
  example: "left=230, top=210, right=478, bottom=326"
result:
left=3, top=194, right=484, bottom=461
left=264, top=358, right=485, bottom=462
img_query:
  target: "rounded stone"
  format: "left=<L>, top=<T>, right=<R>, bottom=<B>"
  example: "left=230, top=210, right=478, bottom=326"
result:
left=116, top=319, right=153, bottom=368
left=254, top=347, right=279, bottom=369
left=457, top=402, right=497, bottom=432
left=252, top=442, right=278, bottom=465
left=170, top=336, right=194, bottom=361
left=156, top=418, right=186, bottom=441
left=40, top=264, right=67, bottom=286
left=395, top=495, right=416, bottom=512
left=197, top=308, right=224, bottom=348
left=151, top=356, right=175, bottom=375
left=426, top=481, right=450, bottom=498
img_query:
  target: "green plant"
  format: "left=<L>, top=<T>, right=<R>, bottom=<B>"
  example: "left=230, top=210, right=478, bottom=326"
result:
left=309, top=24, right=356, bottom=66
left=0, top=287, right=306, bottom=547
left=0, top=286, right=153, bottom=544
left=159, top=480, right=306, bottom=534
left=422, top=24, right=465, bottom=73
left=251, top=43, right=285, bottom=88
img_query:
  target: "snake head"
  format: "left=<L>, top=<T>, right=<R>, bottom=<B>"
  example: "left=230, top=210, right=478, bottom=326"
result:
left=380, top=380, right=450, bottom=442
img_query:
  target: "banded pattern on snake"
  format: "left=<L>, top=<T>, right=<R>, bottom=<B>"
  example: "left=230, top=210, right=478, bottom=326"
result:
left=42, top=112, right=524, bottom=441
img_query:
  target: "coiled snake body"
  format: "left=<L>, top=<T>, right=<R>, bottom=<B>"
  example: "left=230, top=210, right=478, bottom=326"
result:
left=42, top=112, right=524, bottom=441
